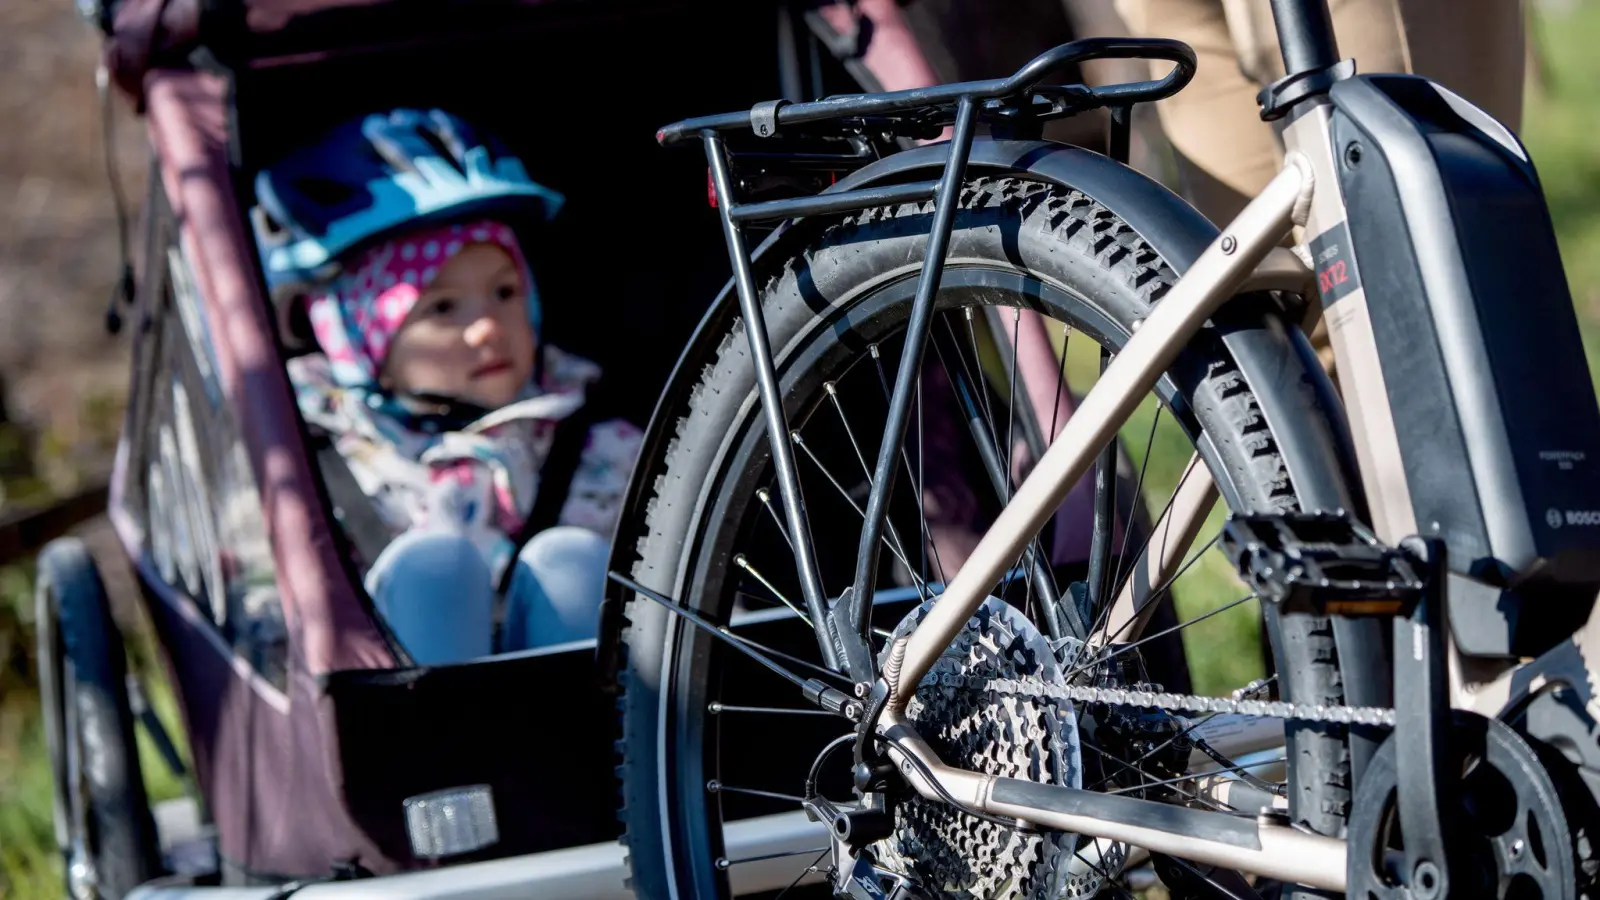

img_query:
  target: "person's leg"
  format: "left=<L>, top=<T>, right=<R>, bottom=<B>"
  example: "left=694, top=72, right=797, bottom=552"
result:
left=1392, top=0, right=1526, bottom=131
left=502, top=526, right=611, bottom=651
left=1114, top=0, right=1284, bottom=229
left=364, top=530, right=495, bottom=665
left=1214, top=0, right=1524, bottom=377
left=1222, top=0, right=1525, bottom=131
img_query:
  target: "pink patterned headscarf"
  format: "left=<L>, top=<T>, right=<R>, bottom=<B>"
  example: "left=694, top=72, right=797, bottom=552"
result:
left=305, top=218, right=536, bottom=390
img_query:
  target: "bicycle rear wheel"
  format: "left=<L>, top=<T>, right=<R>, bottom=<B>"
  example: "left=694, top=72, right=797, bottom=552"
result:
left=615, top=176, right=1368, bottom=898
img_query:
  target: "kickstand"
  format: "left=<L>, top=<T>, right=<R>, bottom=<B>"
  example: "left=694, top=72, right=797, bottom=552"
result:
left=1390, top=536, right=1455, bottom=899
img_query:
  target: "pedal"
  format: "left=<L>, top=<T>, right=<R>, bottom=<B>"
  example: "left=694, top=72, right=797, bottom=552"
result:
left=1219, top=511, right=1425, bottom=617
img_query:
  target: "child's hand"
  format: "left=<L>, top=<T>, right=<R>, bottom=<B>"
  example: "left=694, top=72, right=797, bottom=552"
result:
left=423, top=459, right=495, bottom=532
left=422, top=457, right=522, bottom=585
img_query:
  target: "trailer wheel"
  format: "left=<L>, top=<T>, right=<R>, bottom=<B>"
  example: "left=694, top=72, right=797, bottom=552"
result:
left=36, top=537, right=163, bottom=899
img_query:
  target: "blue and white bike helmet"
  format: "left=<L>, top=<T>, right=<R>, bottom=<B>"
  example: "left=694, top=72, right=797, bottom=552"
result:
left=249, top=107, right=565, bottom=308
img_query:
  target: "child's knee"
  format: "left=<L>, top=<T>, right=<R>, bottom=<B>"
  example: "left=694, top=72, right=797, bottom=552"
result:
left=503, top=527, right=610, bottom=649
left=517, top=527, right=609, bottom=605
left=370, top=530, right=491, bottom=593
left=366, top=530, right=494, bottom=664
left=519, top=525, right=609, bottom=570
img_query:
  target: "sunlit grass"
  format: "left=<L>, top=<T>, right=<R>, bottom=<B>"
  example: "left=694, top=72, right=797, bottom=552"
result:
left=0, top=561, right=190, bottom=900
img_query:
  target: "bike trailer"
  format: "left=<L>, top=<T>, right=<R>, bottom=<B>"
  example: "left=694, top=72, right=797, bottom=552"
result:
left=38, top=1, right=901, bottom=896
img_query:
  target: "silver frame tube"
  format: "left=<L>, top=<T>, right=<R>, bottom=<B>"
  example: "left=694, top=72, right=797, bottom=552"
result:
left=885, top=156, right=1313, bottom=712
left=879, top=710, right=1344, bottom=890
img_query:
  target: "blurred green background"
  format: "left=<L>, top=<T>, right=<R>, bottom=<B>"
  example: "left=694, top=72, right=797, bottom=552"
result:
left=3, top=0, right=1600, bottom=898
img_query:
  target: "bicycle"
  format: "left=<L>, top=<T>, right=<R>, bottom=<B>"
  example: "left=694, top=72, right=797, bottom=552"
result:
left=604, top=0, right=1600, bottom=896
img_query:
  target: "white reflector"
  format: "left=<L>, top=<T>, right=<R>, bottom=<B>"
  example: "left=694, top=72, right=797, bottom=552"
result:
left=403, top=785, right=499, bottom=859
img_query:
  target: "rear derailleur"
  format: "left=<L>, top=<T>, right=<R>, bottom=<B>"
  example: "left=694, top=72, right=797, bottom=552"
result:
left=804, top=789, right=924, bottom=900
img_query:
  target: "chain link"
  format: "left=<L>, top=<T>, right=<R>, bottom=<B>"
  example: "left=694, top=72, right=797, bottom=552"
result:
left=959, top=673, right=1397, bottom=727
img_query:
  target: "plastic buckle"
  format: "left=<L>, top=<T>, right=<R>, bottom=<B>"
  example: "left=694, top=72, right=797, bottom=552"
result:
left=751, top=99, right=789, bottom=139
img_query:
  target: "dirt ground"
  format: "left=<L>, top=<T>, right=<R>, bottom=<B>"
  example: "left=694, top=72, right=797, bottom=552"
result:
left=0, top=0, right=149, bottom=497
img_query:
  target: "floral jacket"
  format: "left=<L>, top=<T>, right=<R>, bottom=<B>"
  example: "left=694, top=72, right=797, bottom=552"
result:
left=286, top=345, right=642, bottom=586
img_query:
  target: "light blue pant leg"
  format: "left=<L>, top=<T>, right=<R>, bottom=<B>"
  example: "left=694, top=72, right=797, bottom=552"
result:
left=364, top=530, right=495, bottom=665
left=501, top=526, right=610, bottom=652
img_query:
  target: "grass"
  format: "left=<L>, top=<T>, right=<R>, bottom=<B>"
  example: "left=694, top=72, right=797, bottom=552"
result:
left=1526, top=0, right=1600, bottom=389
left=1053, top=320, right=1262, bottom=698
left=0, top=557, right=191, bottom=900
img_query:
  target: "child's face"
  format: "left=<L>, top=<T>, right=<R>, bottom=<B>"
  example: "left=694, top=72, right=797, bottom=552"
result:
left=380, top=242, right=537, bottom=409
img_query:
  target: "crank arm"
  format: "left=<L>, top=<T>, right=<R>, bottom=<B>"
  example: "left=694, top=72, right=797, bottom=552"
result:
left=1389, top=537, right=1455, bottom=898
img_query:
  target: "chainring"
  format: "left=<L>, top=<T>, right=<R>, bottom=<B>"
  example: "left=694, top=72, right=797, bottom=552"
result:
left=1347, top=711, right=1577, bottom=900
left=869, top=596, right=1102, bottom=899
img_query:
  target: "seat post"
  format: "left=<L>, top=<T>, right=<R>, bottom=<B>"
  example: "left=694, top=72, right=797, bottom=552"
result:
left=1269, top=0, right=1340, bottom=78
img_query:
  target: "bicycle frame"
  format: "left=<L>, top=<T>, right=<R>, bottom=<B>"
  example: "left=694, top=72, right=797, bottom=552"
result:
left=650, top=0, right=1600, bottom=890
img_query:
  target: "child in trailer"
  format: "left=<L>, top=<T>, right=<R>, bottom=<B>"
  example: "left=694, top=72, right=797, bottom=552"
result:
left=252, top=107, right=642, bottom=665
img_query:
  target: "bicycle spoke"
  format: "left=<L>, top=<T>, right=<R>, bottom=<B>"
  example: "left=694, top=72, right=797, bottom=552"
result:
left=708, top=702, right=836, bottom=716
left=716, top=847, right=831, bottom=870
left=756, top=486, right=796, bottom=552
left=1086, top=712, right=1223, bottom=792
left=1003, top=306, right=1021, bottom=502
left=1103, top=756, right=1286, bottom=795
left=734, top=586, right=800, bottom=610
left=916, top=376, right=934, bottom=586
left=962, top=307, right=1004, bottom=458
left=823, top=383, right=931, bottom=603
left=792, top=430, right=926, bottom=598
left=773, top=850, right=831, bottom=900
left=1098, top=532, right=1224, bottom=650
left=1075, top=849, right=1138, bottom=900
left=706, top=781, right=806, bottom=805
left=870, top=342, right=949, bottom=587
left=1080, top=740, right=1228, bottom=811
left=1193, top=738, right=1283, bottom=796
left=720, top=630, right=852, bottom=685
left=1098, top=452, right=1204, bottom=641
left=1071, top=589, right=1256, bottom=681
left=735, top=554, right=813, bottom=627
left=1157, top=855, right=1260, bottom=900
left=1109, top=406, right=1163, bottom=596
left=1045, top=318, right=1072, bottom=442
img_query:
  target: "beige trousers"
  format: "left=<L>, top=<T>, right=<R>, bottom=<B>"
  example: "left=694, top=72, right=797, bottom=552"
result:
left=1108, top=0, right=1527, bottom=371
left=1111, top=0, right=1526, bottom=226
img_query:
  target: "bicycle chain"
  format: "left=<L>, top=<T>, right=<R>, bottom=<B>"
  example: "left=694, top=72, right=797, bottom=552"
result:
left=950, top=672, right=1398, bottom=727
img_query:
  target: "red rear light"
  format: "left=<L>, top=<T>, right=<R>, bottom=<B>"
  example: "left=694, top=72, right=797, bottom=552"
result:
left=707, top=168, right=718, bottom=208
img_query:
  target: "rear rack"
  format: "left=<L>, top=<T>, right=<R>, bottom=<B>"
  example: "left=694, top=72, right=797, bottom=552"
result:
left=655, top=37, right=1196, bottom=148
left=652, top=36, right=1199, bottom=686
